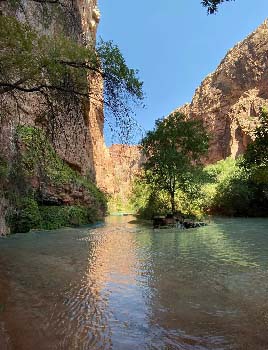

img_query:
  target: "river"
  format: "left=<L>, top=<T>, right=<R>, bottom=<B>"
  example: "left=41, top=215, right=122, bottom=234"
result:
left=0, top=216, right=268, bottom=350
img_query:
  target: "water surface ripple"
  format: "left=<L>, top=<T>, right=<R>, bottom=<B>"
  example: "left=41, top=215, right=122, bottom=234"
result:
left=0, top=216, right=268, bottom=349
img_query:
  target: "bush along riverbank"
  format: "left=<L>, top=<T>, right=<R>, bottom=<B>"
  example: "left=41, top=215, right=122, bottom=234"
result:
left=132, top=156, right=268, bottom=220
left=1, top=126, right=107, bottom=234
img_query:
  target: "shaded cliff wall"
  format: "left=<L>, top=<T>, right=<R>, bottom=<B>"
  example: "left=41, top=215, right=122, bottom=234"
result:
left=177, top=21, right=268, bottom=163
left=109, top=145, right=143, bottom=211
left=0, top=0, right=106, bottom=234
left=1, top=0, right=102, bottom=176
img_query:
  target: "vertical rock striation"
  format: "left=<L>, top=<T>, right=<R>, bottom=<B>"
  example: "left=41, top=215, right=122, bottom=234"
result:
left=108, top=145, right=143, bottom=211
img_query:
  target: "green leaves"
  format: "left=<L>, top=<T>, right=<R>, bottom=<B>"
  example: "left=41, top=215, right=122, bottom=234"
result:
left=1, top=16, right=144, bottom=143
left=141, top=112, right=209, bottom=212
left=243, top=108, right=268, bottom=171
left=96, top=39, right=144, bottom=142
left=0, top=303, right=5, bottom=313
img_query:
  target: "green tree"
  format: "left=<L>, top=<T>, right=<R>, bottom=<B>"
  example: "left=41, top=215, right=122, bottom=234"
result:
left=141, top=112, right=209, bottom=213
left=0, top=15, right=143, bottom=141
left=201, top=150, right=268, bottom=217
left=242, top=108, right=268, bottom=183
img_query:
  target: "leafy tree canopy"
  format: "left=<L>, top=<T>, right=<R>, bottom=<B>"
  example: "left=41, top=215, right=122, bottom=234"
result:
left=242, top=108, right=268, bottom=184
left=141, top=112, right=209, bottom=213
left=0, top=15, right=143, bottom=141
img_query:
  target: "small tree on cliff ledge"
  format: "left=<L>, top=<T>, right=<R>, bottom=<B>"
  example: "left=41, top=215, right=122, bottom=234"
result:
left=141, top=112, right=209, bottom=213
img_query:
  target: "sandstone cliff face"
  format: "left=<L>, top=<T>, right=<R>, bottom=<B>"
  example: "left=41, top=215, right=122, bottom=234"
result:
left=110, top=145, right=142, bottom=186
left=1, top=0, right=102, bottom=177
left=0, top=0, right=106, bottom=233
left=177, top=21, right=268, bottom=162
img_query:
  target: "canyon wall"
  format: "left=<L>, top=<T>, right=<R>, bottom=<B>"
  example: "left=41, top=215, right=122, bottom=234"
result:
left=1, top=0, right=102, bottom=177
left=0, top=0, right=107, bottom=233
left=89, top=142, right=143, bottom=212
left=176, top=21, right=268, bottom=162
left=107, top=145, right=143, bottom=212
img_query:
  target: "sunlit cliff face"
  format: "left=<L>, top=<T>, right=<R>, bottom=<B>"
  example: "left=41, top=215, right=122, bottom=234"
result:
left=176, top=21, right=268, bottom=164
left=78, top=0, right=100, bottom=43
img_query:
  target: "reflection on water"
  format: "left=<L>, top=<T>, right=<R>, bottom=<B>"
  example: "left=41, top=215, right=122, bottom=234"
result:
left=0, top=216, right=268, bottom=349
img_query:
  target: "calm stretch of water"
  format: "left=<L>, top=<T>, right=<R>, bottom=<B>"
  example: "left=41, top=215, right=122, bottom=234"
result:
left=0, top=216, right=268, bottom=350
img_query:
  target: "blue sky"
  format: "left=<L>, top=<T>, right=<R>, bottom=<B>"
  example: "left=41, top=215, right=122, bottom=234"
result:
left=98, top=0, right=268, bottom=142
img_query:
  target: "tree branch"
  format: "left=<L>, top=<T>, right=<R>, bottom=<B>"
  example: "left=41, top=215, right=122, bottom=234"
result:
left=0, top=82, right=88, bottom=97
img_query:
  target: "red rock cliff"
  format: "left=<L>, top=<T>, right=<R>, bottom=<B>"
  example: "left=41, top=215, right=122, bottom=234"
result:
left=177, top=21, right=268, bottom=162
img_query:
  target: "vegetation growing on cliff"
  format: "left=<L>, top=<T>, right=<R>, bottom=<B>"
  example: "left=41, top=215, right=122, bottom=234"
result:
left=242, top=108, right=268, bottom=183
left=0, top=15, right=143, bottom=141
left=4, top=126, right=106, bottom=233
left=16, top=126, right=106, bottom=203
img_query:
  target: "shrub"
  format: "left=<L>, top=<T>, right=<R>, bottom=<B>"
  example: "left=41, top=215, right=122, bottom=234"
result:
left=7, top=197, right=41, bottom=233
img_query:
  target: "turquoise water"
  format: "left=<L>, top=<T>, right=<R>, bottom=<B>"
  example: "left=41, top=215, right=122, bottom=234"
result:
left=0, top=216, right=268, bottom=349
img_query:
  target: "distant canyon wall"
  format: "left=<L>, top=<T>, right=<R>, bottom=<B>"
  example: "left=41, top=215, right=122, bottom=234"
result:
left=93, top=143, right=143, bottom=212
left=176, top=21, right=268, bottom=162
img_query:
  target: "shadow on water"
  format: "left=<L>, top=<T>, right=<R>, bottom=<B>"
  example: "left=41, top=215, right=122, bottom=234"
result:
left=0, top=216, right=268, bottom=349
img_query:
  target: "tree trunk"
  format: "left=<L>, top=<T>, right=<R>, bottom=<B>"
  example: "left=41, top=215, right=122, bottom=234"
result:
left=170, top=191, right=175, bottom=214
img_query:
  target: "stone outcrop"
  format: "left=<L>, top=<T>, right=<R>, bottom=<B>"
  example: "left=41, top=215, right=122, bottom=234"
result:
left=176, top=20, right=268, bottom=162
